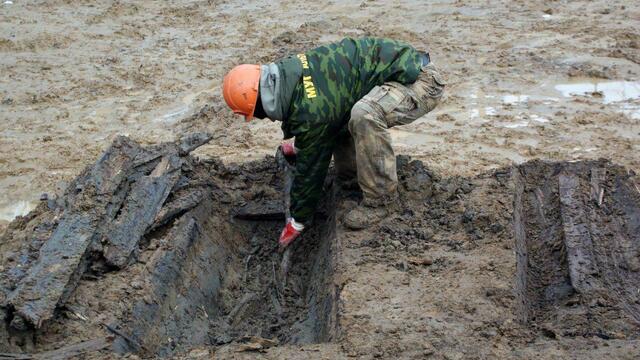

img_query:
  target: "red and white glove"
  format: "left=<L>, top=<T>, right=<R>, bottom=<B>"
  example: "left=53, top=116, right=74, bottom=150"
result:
left=281, top=142, right=296, bottom=157
left=280, top=141, right=297, bottom=165
left=279, top=218, right=304, bottom=247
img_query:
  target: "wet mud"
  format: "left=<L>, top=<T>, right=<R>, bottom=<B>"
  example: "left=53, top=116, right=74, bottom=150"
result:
left=0, top=136, right=339, bottom=358
left=513, top=160, right=640, bottom=339
left=1, top=136, right=640, bottom=358
left=1, top=1, right=640, bottom=358
left=2, top=0, right=639, bottom=226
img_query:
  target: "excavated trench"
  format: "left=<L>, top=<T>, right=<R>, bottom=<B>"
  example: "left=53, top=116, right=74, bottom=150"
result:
left=513, top=159, right=640, bottom=339
left=113, top=188, right=340, bottom=356
left=0, top=135, right=339, bottom=357
left=2, top=135, right=640, bottom=358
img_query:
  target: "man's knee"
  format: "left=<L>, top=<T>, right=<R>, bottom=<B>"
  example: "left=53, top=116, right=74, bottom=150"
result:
left=420, top=63, right=446, bottom=102
left=348, top=105, right=368, bottom=135
left=349, top=102, right=384, bottom=136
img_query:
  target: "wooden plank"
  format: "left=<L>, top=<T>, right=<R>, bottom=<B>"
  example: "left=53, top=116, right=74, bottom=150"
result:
left=149, top=189, right=204, bottom=231
left=6, top=137, right=144, bottom=329
left=590, top=167, right=606, bottom=207
left=613, top=175, right=640, bottom=273
left=8, top=213, right=98, bottom=328
left=177, top=132, right=213, bottom=155
left=558, top=172, right=598, bottom=293
left=103, top=155, right=181, bottom=268
left=234, top=199, right=285, bottom=221
left=0, top=353, right=32, bottom=360
left=33, top=338, right=110, bottom=360
left=511, top=166, right=530, bottom=323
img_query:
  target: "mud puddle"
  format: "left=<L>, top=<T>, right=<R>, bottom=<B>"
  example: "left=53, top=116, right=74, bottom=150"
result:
left=0, top=201, right=36, bottom=223
left=467, top=79, right=634, bottom=122
left=554, top=79, right=640, bottom=119
left=391, top=78, right=638, bottom=159
left=554, top=80, right=640, bottom=103
left=497, top=79, right=640, bottom=120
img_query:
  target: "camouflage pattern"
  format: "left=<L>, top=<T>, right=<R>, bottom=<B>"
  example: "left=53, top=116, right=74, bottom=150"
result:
left=282, top=37, right=425, bottom=223
left=345, top=63, right=446, bottom=207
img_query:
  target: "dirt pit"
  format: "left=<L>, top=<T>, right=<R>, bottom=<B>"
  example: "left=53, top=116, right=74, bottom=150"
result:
left=111, top=189, right=339, bottom=357
left=514, top=160, right=640, bottom=339
left=1, top=136, right=640, bottom=358
left=0, top=135, right=338, bottom=358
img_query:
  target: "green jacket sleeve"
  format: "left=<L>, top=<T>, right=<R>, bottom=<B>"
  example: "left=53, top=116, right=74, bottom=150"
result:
left=289, top=125, right=335, bottom=224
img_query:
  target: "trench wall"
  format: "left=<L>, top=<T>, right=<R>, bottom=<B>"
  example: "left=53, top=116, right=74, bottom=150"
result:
left=513, top=160, right=640, bottom=338
left=116, top=187, right=340, bottom=356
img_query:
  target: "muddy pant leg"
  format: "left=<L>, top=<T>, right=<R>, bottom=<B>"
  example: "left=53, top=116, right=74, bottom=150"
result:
left=385, top=63, right=446, bottom=127
left=348, top=64, right=445, bottom=205
left=408, top=63, right=445, bottom=116
left=333, top=131, right=357, bottom=180
left=348, top=97, right=399, bottom=205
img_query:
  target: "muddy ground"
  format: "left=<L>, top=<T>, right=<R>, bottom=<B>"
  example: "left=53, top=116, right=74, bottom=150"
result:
left=0, top=135, right=339, bottom=356
left=0, top=137, right=639, bottom=359
left=1, top=0, right=640, bottom=359
left=1, top=0, right=639, bottom=224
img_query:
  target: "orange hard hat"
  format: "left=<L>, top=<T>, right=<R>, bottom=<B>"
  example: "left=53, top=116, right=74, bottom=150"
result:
left=222, top=64, right=261, bottom=121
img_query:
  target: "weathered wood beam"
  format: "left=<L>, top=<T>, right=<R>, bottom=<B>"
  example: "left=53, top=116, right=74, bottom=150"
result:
left=558, top=172, right=598, bottom=293
left=103, top=155, right=182, bottom=268
left=234, top=199, right=285, bottom=221
left=6, top=137, right=144, bottom=329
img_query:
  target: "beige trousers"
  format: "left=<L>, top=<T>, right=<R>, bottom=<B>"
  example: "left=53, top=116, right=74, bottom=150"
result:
left=333, top=63, right=445, bottom=206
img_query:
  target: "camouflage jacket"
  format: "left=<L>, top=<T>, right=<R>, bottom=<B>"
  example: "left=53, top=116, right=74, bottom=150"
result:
left=280, top=37, right=423, bottom=223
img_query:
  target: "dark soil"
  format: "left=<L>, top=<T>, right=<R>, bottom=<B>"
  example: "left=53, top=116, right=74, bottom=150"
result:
left=0, top=136, right=339, bottom=358
left=514, top=159, right=640, bottom=339
left=1, top=137, right=640, bottom=359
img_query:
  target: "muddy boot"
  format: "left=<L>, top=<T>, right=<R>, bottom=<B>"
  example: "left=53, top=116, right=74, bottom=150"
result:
left=343, top=200, right=399, bottom=230
left=336, top=176, right=360, bottom=191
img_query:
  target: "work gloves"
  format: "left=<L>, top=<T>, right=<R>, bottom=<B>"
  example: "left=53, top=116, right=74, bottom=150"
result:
left=277, top=141, right=300, bottom=247
left=279, top=141, right=297, bottom=165
left=279, top=218, right=304, bottom=247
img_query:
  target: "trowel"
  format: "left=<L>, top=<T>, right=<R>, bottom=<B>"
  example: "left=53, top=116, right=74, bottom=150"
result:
left=275, top=148, right=294, bottom=284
